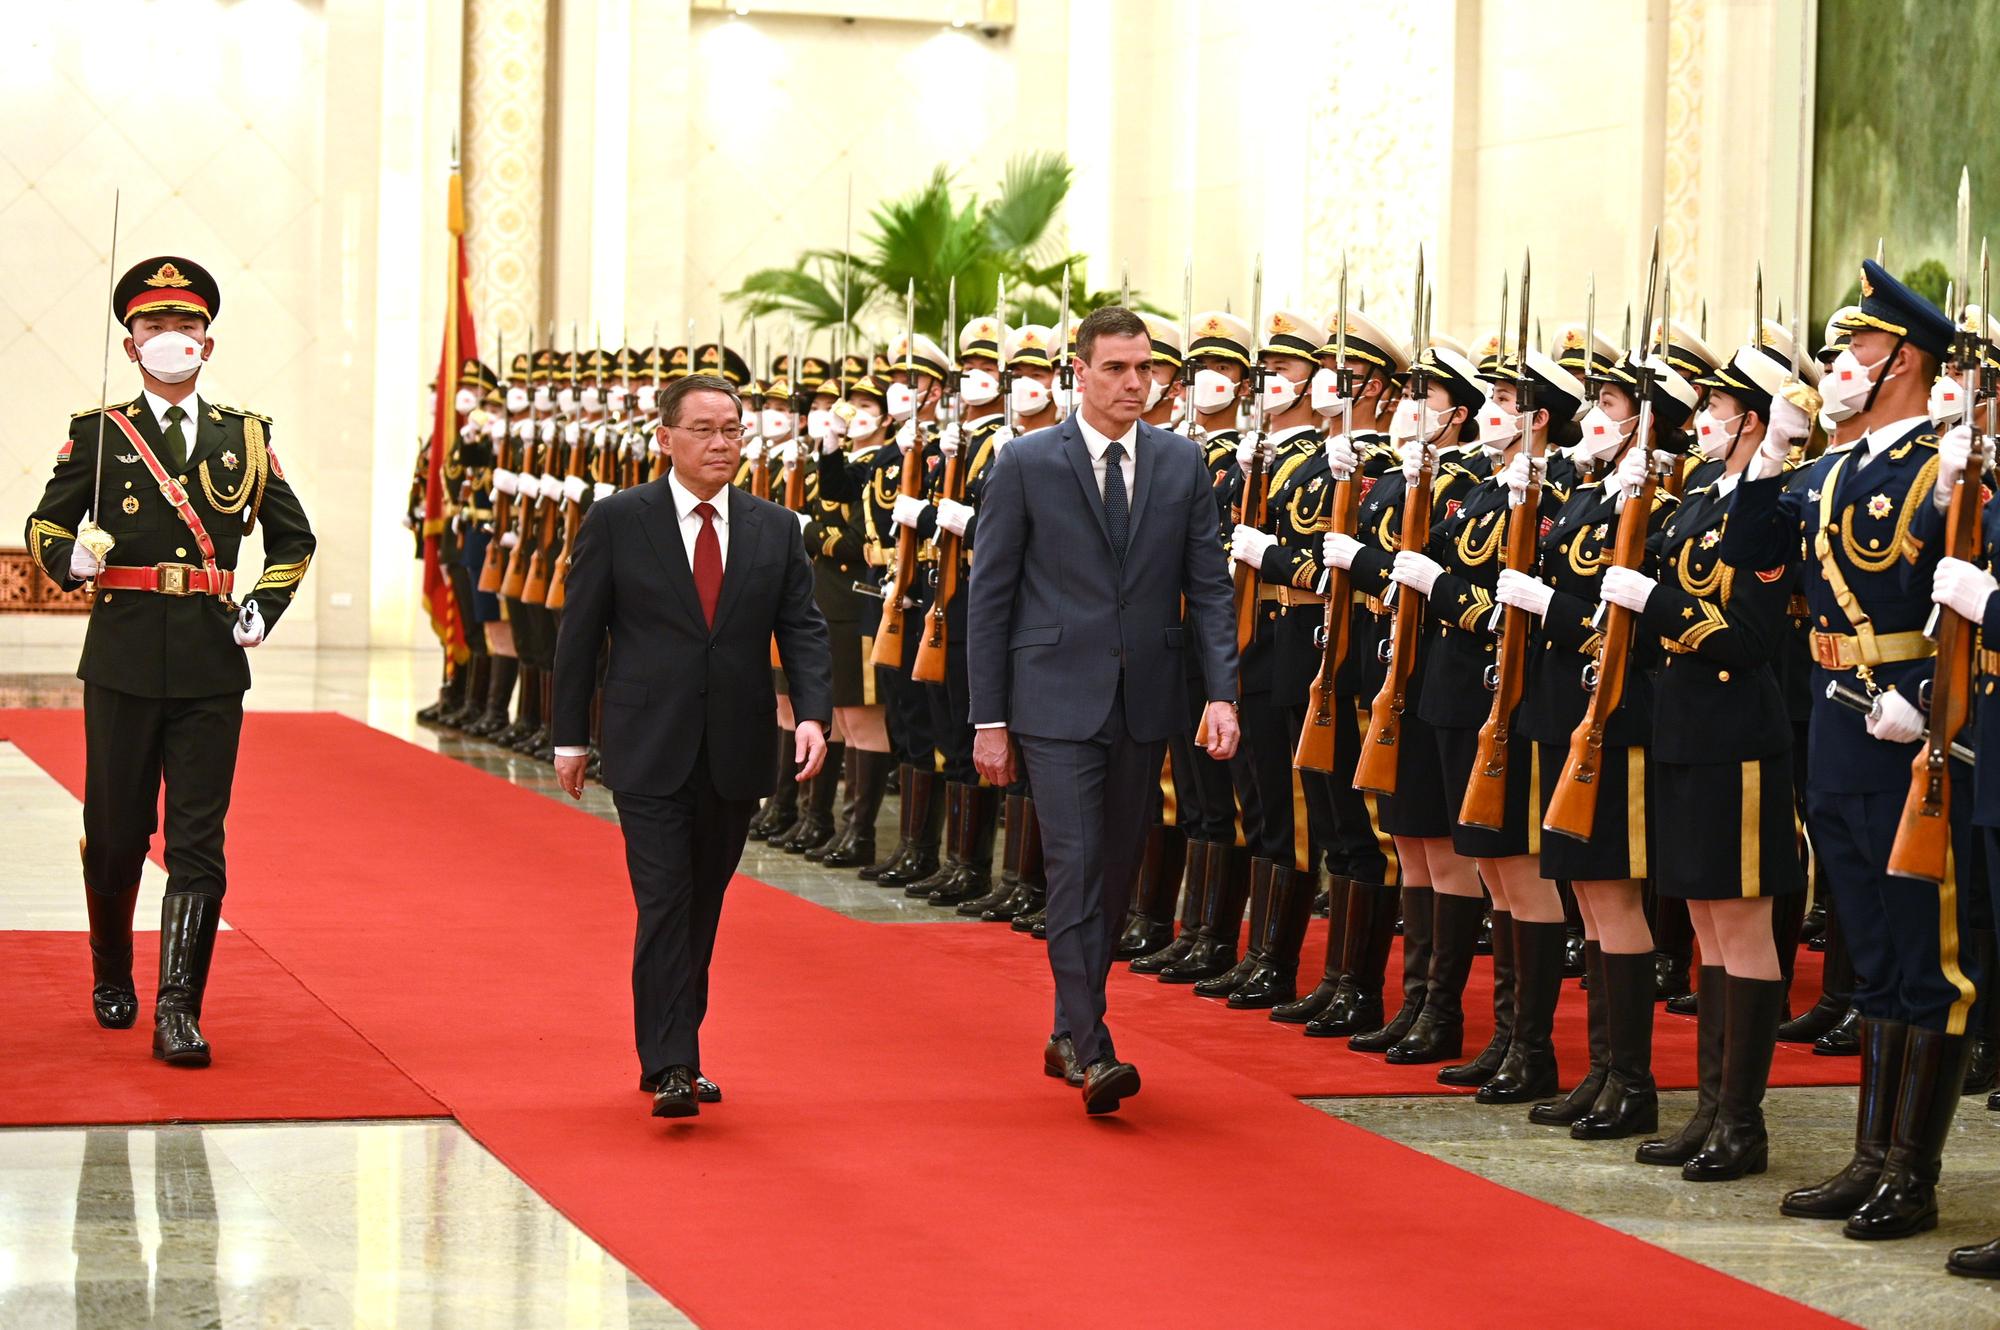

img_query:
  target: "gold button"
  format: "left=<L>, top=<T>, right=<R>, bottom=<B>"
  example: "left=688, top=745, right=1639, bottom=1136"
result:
left=178, top=474, right=188, bottom=483
left=1717, top=669, right=1730, bottom=682
left=175, top=547, right=187, bottom=558
left=102, top=593, right=112, bottom=602
left=1818, top=616, right=1829, bottom=627
left=124, top=480, right=132, bottom=489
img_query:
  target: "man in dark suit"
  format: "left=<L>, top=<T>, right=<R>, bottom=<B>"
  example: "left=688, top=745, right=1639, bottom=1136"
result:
left=967, top=307, right=1241, bottom=1114
left=553, top=373, right=833, bottom=1120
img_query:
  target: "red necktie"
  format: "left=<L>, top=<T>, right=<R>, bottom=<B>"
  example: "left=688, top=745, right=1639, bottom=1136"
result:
left=692, top=501, right=723, bottom=625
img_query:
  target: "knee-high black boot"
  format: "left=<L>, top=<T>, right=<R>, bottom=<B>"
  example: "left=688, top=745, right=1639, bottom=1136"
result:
left=85, top=882, right=141, bottom=1029
left=1160, top=847, right=1250, bottom=983
left=1230, top=866, right=1313, bottom=1009
left=1782, top=1018, right=1908, bottom=1218
left=1309, top=879, right=1397, bottom=1037
left=808, top=746, right=862, bottom=864
left=1683, top=974, right=1785, bottom=1180
left=1272, top=875, right=1351, bottom=1023
left=1190, top=857, right=1273, bottom=996
left=1843, top=1027, right=1976, bottom=1239
left=1007, top=800, right=1049, bottom=931
left=877, top=768, right=944, bottom=888
left=1351, top=885, right=1434, bottom=1051
left=748, top=732, right=797, bottom=840
left=823, top=750, right=891, bottom=870
left=152, top=893, right=221, bottom=1067
left=1116, top=825, right=1189, bottom=958
left=777, top=742, right=843, bottom=854
left=1569, top=949, right=1659, bottom=1138
left=1533, top=942, right=1609, bottom=1126
left=1388, top=893, right=1485, bottom=1063
left=1440, top=909, right=1516, bottom=1085
left=467, top=654, right=518, bottom=737
left=928, top=785, right=999, bottom=906
left=1637, top=965, right=1726, bottom=1164
left=1780, top=902, right=1853, bottom=1043
left=1131, top=840, right=1214, bottom=969
left=1475, top=918, right=1563, bottom=1104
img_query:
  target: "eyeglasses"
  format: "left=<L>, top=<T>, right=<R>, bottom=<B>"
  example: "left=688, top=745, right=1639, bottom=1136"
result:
left=673, top=424, right=746, bottom=443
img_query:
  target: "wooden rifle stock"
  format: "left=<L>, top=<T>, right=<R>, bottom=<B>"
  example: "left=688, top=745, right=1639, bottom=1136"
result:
left=772, top=452, right=810, bottom=668
left=520, top=438, right=571, bottom=605
left=1354, top=459, right=1435, bottom=794
left=1887, top=456, right=1981, bottom=881
left=912, top=445, right=967, bottom=684
left=1294, top=468, right=1361, bottom=772
left=544, top=429, right=594, bottom=612
left=1232, top=446, right=1271, bottom=653
left=1461, top=446, right=1545, bottom=828
left=751, top=451, right=773, bottom=501
left=499, top=439, right=541, bottom=600
left=1543, top=467, right=1656, bottom=841
left=478, top=429, right=515, bottom=592
left=871, top=435, right=928, bottom=669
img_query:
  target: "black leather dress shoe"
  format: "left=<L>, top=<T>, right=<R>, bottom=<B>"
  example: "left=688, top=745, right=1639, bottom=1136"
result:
left=1082, top=1058, right=1141, bottom=1115
left=1948, top=1236, right=2000, bottom=1278
left=1044, top=1036, right=1084, bottom=1087
left=650, top=1067, right=699, bottom=1118
left=645, top=1071, right=723, bottom=1103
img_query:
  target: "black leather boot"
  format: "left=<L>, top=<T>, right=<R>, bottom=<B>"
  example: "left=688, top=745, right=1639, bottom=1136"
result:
left=1132, top=841, right=1213, bottom=971
left=824, top=750, right=891, bottom=870
left=416, top=665, right=462, bottom=724
left=988, top=798, right=1046, bottom=922
left=1272, top=875, right=1350, bottom=1022
left=1844, top=1026, right=1976, bottom=1239
left=1570, top=949, right=1659, bottom=1138
left=906, top=782, right=966, bottom=897
left=1476, top=919, right=1563, bottom=1104
left=1782, top=902, right=1853, bottom=1043
left=877, top=769, right=944, bottom=888
left=808, top=747, right=862, bottom=864
left=1782, top=1018, right=1908, bottom=1218
left=1007, top=805, right=1048, bottom=930
left=85, top=881, right=141, bottom=1029
left=1948, top=1234, right=2000, bottom=1278
left=1161, top=847, right=1251, bottom=984
left=1533, top=943, right=1608, bottom=1126
left=438, top=653, right=489, bottom=729
left=1309, top=880, right=1396, bottom=1037
left=1116, top=825, right=1188, bottom=958
left=1191, top=857, right=1272, bottom=996
left=1352, top=886, right=1434, bottom=1051
left=961, top=789, right=1023, bottom=916
left=1816, top=1007, right=1863, bottom=1055
left=747, top=732, right=798, bottom=840
left=928, top=785, right=998, bottom=906
left=1961, top=931, right=2000, bottom=1094
left=1440, top=909, right=1516, bottom=1086
left=499, top=665, right=541, bottom=748
left=1637, top=965, right=1726, bottom=1165
left=1230, top=866, right=1312, bottom=1009
left=775, top=742, right=842, bottom=854
left=1683, top=975, right=1785, bottom=1180
left=1652, top=894, right=1694, bottom=1002
left=1388, top=893, right=1485, bottom=1064
left=152, top=893, right=221, bottom=1067
left=465, top=654, right=518, bottom=737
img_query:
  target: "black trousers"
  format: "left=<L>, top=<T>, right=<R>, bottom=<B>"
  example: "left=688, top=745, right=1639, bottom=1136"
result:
left=1232, top=692, right=1295, bottom=865
left=83, top=684, right=242, bottom=901
left=922, top=640, right=977, bottom=783
left=881, top=628, right=934, bottom=767
left=1016, top=685, right=1164, bottom=1068
left=1167, top=665, right=1237, bottom=842
left=1293, top=697, right=1390, bottom=885
left=612, top=760, right=758, bottom=1077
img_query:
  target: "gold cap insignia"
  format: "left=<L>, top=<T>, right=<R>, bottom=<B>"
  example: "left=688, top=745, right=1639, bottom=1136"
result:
left=1860, top=268, right=1875, bottom=298
left=145, top=262, right=193, bottom=289
left=1562, top=329, right=1585, bottom=350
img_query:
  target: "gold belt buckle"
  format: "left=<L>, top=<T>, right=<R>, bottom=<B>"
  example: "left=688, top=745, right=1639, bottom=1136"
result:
left=157, top=563, right=192, bottom=596
left=1811, top=632, right=1846, bottom=671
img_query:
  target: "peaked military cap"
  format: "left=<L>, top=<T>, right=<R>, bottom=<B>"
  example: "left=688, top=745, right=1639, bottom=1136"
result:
left=1188, top=310, right=1253, bottom=366
left=457, top=358, right=499, bottom=392
left=115, top=256, right=220, bottom=326
left=1258, top=309, right=1327, bottom=361
left=889, top=333, right=950, bottom=381
left=1317, top=309, right=1409, bottom=374
left=694, top=342, right=751, bottom=386
left=1550, top=322, right=1621, bottom=380
left=1419, top=343, right=1487, bottom=414
left=1004, top=324, right=1055, bottom=368
left=1835, top=259, right=1955, bottom=359
left=1141, top=314, right=1185, bottom=366
left=958, top=317, right=1005, bottom=363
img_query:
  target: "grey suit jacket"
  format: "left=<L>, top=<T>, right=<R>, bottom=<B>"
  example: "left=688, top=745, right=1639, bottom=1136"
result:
left=965, top=416, right=1238, bottom=743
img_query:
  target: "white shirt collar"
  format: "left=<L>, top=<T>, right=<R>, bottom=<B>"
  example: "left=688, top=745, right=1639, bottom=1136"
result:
left=1715, top=470, right=1741, bottom=497
left=1861, top=416, right=1927, bottom=460
left=1075, top=410, right=1138, bottom=460
left=667, top=467, right=729, bottom=525
left=142, top=387, right=202, bottom=430
left=1268, top=423, right=1318, bottom=447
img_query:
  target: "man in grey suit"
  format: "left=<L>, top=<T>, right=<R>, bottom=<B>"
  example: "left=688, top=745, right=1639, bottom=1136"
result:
left=967, top=306, right=1241, bottom=1115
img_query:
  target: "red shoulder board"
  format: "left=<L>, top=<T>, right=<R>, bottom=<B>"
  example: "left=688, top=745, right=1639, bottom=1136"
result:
left=1445, top=499, right=1461, bottom=519
left=1755, top=566, right=1785, bottom=583
left=57, top=437, right=73, bottom=462
left=1984, top=483, right=1993, bottom=505
left=1358, top=475, right=1376, bottom=501
left=268, top=444, right=285, bottom=479
left=1539, top=516, right=1554, bottom=537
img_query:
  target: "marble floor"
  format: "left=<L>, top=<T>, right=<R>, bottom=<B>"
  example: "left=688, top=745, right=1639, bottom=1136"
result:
left=8, top=642, right=2000, bottom=1328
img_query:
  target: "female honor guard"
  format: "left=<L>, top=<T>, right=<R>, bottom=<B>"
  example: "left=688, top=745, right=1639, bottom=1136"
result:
left=28, top=256, right=316, bottom=1066
left=1601, top=338, right=1806, bottom=1178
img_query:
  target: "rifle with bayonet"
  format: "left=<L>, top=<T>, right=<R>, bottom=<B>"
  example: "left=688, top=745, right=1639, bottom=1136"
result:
left=1229, top=255, right=1269, bottom=656
left=500, top=327, right=548, bottom=599
left=1295, top=253, right=1356, bottom=772
left=479, top=331, right=517, bottom=593
left=871, top=280, right=925, bottom=669
left=914, top=276, right=973, bottom=685
left=783, top=322, right=807, bottom=510
left=521, top=325, right=580, bottom=605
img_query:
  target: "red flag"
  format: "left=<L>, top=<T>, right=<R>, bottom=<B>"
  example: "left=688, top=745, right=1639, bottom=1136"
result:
left=422, top=162, right=478, bottom=665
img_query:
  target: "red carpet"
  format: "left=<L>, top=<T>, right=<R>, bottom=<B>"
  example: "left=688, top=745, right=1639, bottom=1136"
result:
left=0, top=931, right=443, bottom=1125
left=3, top=711, right=1850, bottom=1330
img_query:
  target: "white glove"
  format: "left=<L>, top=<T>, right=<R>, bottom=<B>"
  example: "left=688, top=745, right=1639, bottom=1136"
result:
left=1495, top=568, right=1554, bottom=618
left=1235, top=432, right=1261, bottom=469
left=1502, top=452, right=1541, bottom=507
left=491, top=468, right=519, bottom=496
left=563, top=421, right=583, bottom=446
left=487, top=418, right=506, bottom=442
left=1399, top=437, right=1430, bottom=484
left=593, top=481, right=615, bottom=501
left=1866, top=688, right=1924, bottom=744
left=232, top=599, right=266, bottom=648
left=742, top=437, right=766, bottom=463
left=895, top=419, right=920, bottom=453
left=512, top=418, right=535, bottom=441
left=1230, top=524, right=1278, bottom=569
left=69, top=543, right=106, bottom=580
left=938, top=421, right=962, bottom=457
left=592, top=423, right=614, bottom=449
left=1324, top=532, right=1363, bottom=570
left=1934, top=424, right=1975, bottom=512
left=539, top=418, right=557, bottom=444
left=1390, top=550, right=1443, bottom=597
left=539, top=472, right=562, bottom=500
left=892, top=494, right=928, bottom=530
left=1933, top=556, right=1998, bottom=624
left=562, top=474, right=587, bottom=504
left=1599, top=565, right=1657, bottom=614
left=1611, top=442, right=1652, bottom=493
left=937, top=498, right=974, bottom=537
left=796, top=511, right=812, bottom=532
left=770, top=441, right=798, bottom=467
left=1325, top=433, right=1358, bottom=479
left=990, top=424, right=1016, bottom=454
left=1752, top=399, right=1806, bottom=480
left=824, top=409, right=849, bottom=441
left=501, top=529, right=519, bottom=548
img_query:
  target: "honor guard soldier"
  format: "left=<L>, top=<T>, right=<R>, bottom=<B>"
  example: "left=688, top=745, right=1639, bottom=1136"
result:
left=435, top=358, right=502, bottom=731
left=1723, top=259, right=1984, bottom=1241
left=1183, top=310, right=1256, bottom=482
left=26, top=256, right=316, bottom=1067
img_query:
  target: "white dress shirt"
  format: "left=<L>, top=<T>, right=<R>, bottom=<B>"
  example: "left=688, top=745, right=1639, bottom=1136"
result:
left=1855, top=415, right=1927, bottom=469
left=1074, top=410, right=1139, bottom=500
left=142, top=388, right=204, bottom=464
left=557, top=469, right=731, bottom=757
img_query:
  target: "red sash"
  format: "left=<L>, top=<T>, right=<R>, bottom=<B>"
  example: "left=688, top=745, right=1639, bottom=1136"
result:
left=101, top=409, right=223, bottom=586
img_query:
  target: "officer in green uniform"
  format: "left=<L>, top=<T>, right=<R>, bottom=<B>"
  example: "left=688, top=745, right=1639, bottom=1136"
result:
left=25, top=256, right=316, bottom=1068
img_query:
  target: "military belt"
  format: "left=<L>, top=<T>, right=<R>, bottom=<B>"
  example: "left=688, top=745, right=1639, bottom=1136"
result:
left=1980, top=647, right=2000, bottom=677
left=1809, top=628, right=1934, bottom=671
left=1354, top=591, right=1391, bottom=616
left=96, top=563, right=236, bottom=598
left=1259, top=586, right=1326, bottom=608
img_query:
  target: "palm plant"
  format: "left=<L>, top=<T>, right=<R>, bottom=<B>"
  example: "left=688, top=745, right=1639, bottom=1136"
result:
left=729, top=152, right=1138, bottom=351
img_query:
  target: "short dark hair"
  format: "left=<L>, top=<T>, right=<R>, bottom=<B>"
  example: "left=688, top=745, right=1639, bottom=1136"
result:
left=660, top=373, right=742, bottom=426
left=1076, top=306, right=1149, bottom=364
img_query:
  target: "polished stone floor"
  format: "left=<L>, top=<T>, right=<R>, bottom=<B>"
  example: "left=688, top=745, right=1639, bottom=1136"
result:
left=9, top=642, right=2000, bottom=1328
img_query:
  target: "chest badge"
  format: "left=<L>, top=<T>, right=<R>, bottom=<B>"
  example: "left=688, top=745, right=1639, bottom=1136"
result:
left=121, top=495, right=140, bottom=514
left=1592, top=523, right=1609, bottom=541
left=1698, top=529, right=1720, bottom=549
left=1807, top=488, right=1822, bottom=502
left=221, top=450, right=240, bottom=471
left=1866, top=493, right=1892, bottom=518
left=115, top=453, right=139, bottom=464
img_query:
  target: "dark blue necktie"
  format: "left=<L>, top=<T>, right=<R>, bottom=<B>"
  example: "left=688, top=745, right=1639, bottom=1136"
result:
left=1102, top=439, right=1129, bottom=561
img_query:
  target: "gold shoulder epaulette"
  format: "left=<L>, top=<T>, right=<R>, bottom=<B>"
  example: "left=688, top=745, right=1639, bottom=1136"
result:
left=1915, top=433, right=1940, bottom=449
left=216, top=403, right=273, bottom=423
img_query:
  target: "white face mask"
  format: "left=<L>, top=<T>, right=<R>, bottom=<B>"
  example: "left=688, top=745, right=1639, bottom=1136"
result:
left=563, top=420, right=582, bottom=446
left=555, top=386, right=577, bottom=412
left=1053, top=383, right=1077, bottom=417
left=1694, top=407, right=1746, bottom=460
left=454, top=387, right=480, bottom=415
left=505, top=386, right=529, bottom=413
left=1577, top=405, right=1634, bottom=460
left=636, top=385, right=658, bottom=413
left=1310, top=367, right=1347, bottom=417
left=1475, top=394, right=1520, bottom=454
left=137, top=330, right=205, bottom=383
left=1010, top=375, right=1051, bottom=416
left=1825, top=347, right=1890, bottom=414
left=760, top=409, right=794, bottom=441
left=1928, top=373, right=1969, bottom=426
left=533, top=384, right=553, bottom=411
left=580, top=386, right=602, bottom=411
left=1388, top=397, right=1422, bottom=445
left=806, top=408, right=832, bottom=440
left=961, top=368, right=1001, bottom=407
left=886, top=381, right=918, bottom=421
left=607, top=387, right=628, bottom=413
left=1259, top=371, right=1305, bottom=414
left=848, top=409, right=881, bottom=438
left=1191, top=368, right=1238, bottom=414
left=1144, top=376, right=1169, bottom=411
